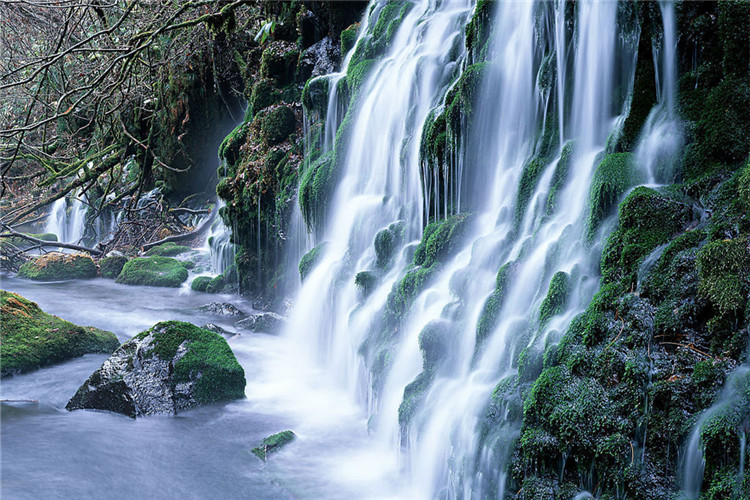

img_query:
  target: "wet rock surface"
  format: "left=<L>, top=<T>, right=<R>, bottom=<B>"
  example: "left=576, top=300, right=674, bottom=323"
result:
left=235, top=312, right=287, bottom=335
left=66, top=321, right=245, bottom=417
left=196, top=302, right=245, bottom=317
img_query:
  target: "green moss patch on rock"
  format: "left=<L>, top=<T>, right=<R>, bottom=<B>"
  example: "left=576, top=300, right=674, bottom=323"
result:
left=251, top=430, right=296, bottom=460
left=66, top=321, right=245, bottom=417
left=299, top=242, right=328, bottom=282
left=115, top=256, right=189, bottom=287
left=1, top=290, right=119, bottom=377
left=18, top=252, right=97, bottom=281
left=99, top=255, right=128, bottom=279
left=145, top=242, right=191, bottom=257
left=191, top=276, right=212, bottom=292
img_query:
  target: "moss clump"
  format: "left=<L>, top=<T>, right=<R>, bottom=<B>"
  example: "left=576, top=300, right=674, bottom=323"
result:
left=249, top=79, right=280, bottom=117
left=298, top=242, right=327, bottom=282
left=99, top=255, right=128, bottom=279
left=135, top=321, right=245, bottom=404
left=299, top=151, right=336, bottom=230
left=301, top=76, right=329, bottom=119
left=340, top=23, right=359, bottom=55
left=539, top=271, right=571, bottom=327
left=205, top=274, right=226, bottom=294
left=413, top=213, right=472, bottom=268
left=145, top=242, right=191, bottom=257
left=475, top=262, right=514, bottom=355
left=697, top=237, right=750, bottom=316
left=18, top=252, right=97, bottom=281
left=1, top=290, right=119, bottom=377
left=258, top=106, right=296, bottom=147
left=355, top=271, right=377, bottom=297
left=115, top=257, right=189, bottom=287
left=514, top=157, right=548, bottom=230
left=585, top=153, right=642, bottom=242
left=191, top=276, right=212, bottom=292
left=251, top=430, right=296, bottom=460
left=545, top=141, right=575, bottom=218
left=374, top=221, right=405, bottom=269
left=259, top=41, right=299, bottom=85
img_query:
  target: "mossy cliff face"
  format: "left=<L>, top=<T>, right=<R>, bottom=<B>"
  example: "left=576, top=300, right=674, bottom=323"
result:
left=1, top=291, right=119, bottom=377
left=18, top=252, right=97, bottom=281
left=66, top=321, right=246, bottom=418
left=216, top=2, right=365, bottom=304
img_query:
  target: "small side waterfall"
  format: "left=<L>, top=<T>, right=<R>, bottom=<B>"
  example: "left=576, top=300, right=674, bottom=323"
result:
left=44, top=191, right=88, bottom=244
left=206, top=200, right=236, bottom=275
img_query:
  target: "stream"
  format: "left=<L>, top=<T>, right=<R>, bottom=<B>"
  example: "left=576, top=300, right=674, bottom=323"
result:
left=0, top=276, right=405, bottom=500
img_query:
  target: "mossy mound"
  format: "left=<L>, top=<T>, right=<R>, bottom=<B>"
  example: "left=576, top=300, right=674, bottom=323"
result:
left=144, top=242, right=191, bottom=257
left=66, top=321, right=245, bottom=417
left=1, top=290, right=119, bottom=377
left=585, top=153, right=643, bottom=242
left=191, top=276, right=212, bottom=292
left=17, top=252, right=97, bottom=281
left=115, top=256, right=189, bottom=287
left=251, top=430, right=296, bottom=460
left=99, top=255, right=128, bottom=279
left=299, top=242, right=328, bottom=282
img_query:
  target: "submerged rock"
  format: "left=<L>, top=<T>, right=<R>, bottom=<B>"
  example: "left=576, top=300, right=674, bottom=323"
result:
left=201, top=323, right=239, bottom=338
left=196, top=302, right=244, bottom=317
left=66, top=321, right=245, bottom=417
left=235, top=312, right=287, bottom=335
left=0, top=290, right=119, bottom=377
left=251, top=430, right=296, bottom=460
left=17, top=252, right=97, bottom=281
left=115, top=256, right=188, bottom=287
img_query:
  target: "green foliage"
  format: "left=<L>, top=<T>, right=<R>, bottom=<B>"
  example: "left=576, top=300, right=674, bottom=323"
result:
left=136, top=321, right=245, bottom=404
left=299, top=151, right=336, bottom=230
left=18, top=252, right=97, bottom=281
left=413, top=213, right=472, bottom=268
left=299, top=242, right=327, bottom=282
left=374, top=221, right=405, bottom=269
left=355, top=271, right=377, bottom=297
left=206, top=274, right=226, bottom=294
left=115, top=256, right=189, bottom=287
left=464, top=0, right=495, bottom=59
left=340, top=23, right=359, bottom=55
left=475, top=262, right=514, bottom=354
left=145, top=242, right=190, bottom=257
left=251, top=430, right=296, bottom=460
left=99, top=255, right=128, bottom=279
left=249, top=79, right=280, bottom=117
left=585, top=153, right=642, bottom=243
left=301, top=76, right=329, bottom=118
left=545, top=141, right=575, bottom=218
left=1, top=290, right=119, bottom=377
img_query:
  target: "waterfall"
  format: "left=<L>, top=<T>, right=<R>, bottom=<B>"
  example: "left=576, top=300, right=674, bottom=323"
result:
left=635, top=1, right=682, bottom=185
left=44, top=191, right=88, bottom=244
left=286, top=0, right=650, bottom=497
left=206, top=200, right=236, bottom=275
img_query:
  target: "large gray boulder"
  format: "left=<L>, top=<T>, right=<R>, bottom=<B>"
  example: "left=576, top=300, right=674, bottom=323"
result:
left=66, top=321, right=245, bottom=418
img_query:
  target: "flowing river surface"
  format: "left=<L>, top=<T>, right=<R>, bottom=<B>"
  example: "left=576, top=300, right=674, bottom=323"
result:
left=0, top=276, right=407, bottom=500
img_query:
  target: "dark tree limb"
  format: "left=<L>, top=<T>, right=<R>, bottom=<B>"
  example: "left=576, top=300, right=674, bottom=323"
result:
left=0, top=224, right=103, bottom=255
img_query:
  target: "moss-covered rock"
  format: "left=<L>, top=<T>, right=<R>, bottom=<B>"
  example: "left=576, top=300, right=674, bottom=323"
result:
left=251, top=430, right=296, bottom=460
left=115, top=256, right=189, bottom=287
left=17, top=252, right=97, bottom=281
left=585, top=153, right=643, bottom=242
left=299, top=242, right=327, bottom=282
left=355, top=271, right=377, bottom=297
left=258, top=106, right=296, bottom=147
left=539, top=271, right=571, bottom=327
left=145, top=242, right=191, bottom=257
left=99, top=255, right=128, bottom=279
left=191, top=276, right=212, bottom=292
left=1, top=290, right=119, bottom=377
left=66, top=321, right=245, bottom=417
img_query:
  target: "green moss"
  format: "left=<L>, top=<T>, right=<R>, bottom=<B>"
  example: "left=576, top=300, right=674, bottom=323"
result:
left=697, top=237, right=750, bottom=315
left=346, top=58, right=378, bottom=100
left=539, top=271, right=571, bottom=327
left=475, top=262, right=514, bottom=355
left=585, top=153, right=642, bottom=243
left=206, top=275, right=226, bottom=294
left=251, top=430, right=296, bottom=460
left=99, top=255, right=128, bottom=279
left=299, top=151, right=335, bottom=230
left=514, top=157, right=548, bottom=230
left=465, top=0, right=495, bottom=58
left=355, top=271, right=377, bottom=297
left=299, top=242, right=327, bottom=282
left=398, top=371, right=431, bottom=426
left=301, top=76, right=329, bottom=118
left=413, top=213, right=472, bottom=268
left=218, top=121, right=249, bottom=165
left=18, top=252, right=97, bottom=281
left=145, top=242, right=191, bottom=257
left=374, top=221, right=405, bottom=268
left=180, top=260, right=195, bottom=270
left=136, top=321, right=245, bottom=404
left=340, top=23, right=359, bottom=55
left=259, top=41, right=299, bottom=85
left=258, top=106, right=296, bottom=147
left=249, top=79, right=280, bottom=117
left=191, top=276, right=212, bottom=292
left=115, top=257, right=189, bottom=287
left=1, top=290, right=119, bottom=377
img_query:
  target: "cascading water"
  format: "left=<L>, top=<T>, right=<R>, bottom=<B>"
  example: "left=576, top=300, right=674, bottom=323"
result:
left=205, top=200, right=236, bottom=275
left=44, top=191, right=88, bottom=244
left=286, top=0, right=668, bottom=498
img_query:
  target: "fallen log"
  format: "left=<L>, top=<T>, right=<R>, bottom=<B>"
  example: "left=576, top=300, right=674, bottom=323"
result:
left=0, top=225, right=104, bottom=256
left=141, top=209, right=218, bottom=251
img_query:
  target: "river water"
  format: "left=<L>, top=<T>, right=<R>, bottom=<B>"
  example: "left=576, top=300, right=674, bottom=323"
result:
left=0, top=276, right=406, bottom=500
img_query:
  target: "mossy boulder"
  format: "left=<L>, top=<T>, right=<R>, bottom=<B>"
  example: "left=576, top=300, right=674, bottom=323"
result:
left=251, top=430, right=296, bottom=460
left=17, top=252, right=97, bottom=281
left=299, top=242, right=328, bottom=282
left=191, top=276, right=212, bottom=292
left=115, top=256, right=189, bottom=287
left=258, top=106, right=296, bottom=147
left=99, top=255, right=128, bottom=279
left=1, top=290, right=119, bottom=377
left=585, top=153, right=643, bottom=242
left=144, top=242, right=191, bottom=257
left=66, top=321, right=245, bottom=417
